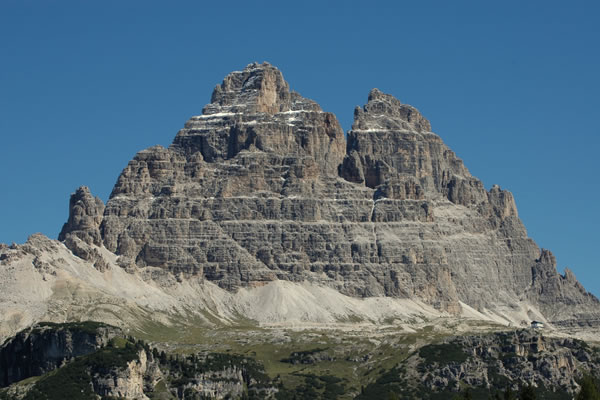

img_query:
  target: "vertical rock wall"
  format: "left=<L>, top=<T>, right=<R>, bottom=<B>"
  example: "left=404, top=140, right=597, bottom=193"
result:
left=58, top=62, right=599, bottom=323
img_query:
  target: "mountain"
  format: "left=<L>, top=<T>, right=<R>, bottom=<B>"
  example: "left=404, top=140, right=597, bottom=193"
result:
left=1, top=62, right=598, bottom=342
left=1, top=61, right=600, bottom=400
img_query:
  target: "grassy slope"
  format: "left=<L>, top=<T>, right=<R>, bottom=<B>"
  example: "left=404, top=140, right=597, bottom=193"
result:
left=127, top=316, right=506, bottom=399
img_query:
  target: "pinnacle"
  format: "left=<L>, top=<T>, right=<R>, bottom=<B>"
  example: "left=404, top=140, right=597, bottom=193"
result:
left=353, top=88, right=431, bottom=133
left=205, top=61, right=292, bottom=115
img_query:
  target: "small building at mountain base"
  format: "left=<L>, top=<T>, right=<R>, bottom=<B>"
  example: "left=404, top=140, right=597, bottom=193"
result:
left=531, top=321, right=544, bottom=329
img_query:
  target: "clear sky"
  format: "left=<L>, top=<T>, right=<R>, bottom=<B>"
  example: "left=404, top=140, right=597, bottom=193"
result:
left=1, top=0, right=598, bottom=297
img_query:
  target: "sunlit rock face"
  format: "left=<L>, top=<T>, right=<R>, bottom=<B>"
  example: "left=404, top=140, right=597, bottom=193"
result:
left=57, top=62, right=598, bottom=324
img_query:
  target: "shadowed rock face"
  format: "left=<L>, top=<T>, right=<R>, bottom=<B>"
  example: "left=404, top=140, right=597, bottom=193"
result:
left=59, top=62, right=599, bottom=324
left=58, top=186, right=104, bottom=247
left=0, top=323, right=120, bottom=388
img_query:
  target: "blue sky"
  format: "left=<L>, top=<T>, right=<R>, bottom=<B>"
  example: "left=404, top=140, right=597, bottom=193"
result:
left=1, top=0, right=598, bottom=297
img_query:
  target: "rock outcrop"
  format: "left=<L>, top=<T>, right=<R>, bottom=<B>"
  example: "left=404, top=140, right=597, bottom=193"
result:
left=0, top=323, right=278, bottom=399
left=0, top=322, right=120, bottom=387
left=58, top=186, right=105, bottom=246
left=359, top=329, right=600, bottom=399
left=93, top=348, right=151, bottom=400
left=51, top=62, right=597, bottom=326
left=58, top=186, right=110, bottom=271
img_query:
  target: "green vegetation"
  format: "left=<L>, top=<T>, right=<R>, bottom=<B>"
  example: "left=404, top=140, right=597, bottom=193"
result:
left=418, top=342, right=470, bottom=365
left=518, top=385, right=536, bottom=400
left=2, top=321, right=598, bottom=400
left=576, top=374, right=600, bottom=400
left=148, top=379, right=175, bottom=399
left=34, top=320, right=112, bottom=335
left=22, top=338, right=142, bottom=400
left=275, top=373, right=346, bottom=400
left=280, top=347, right=330, bottom=364
left=355, top=366, right=408, bottom=399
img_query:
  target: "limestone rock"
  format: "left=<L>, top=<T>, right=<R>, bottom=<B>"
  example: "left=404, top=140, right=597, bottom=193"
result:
left=170, top=62, right=346, bottom=176
left=369, top=329, right=600, bottom=397
left=0, top=322, right=121, bottom=387
left=51, top=63, right=598, bottom=324
left=528, top=249, right=600, bottom=327
left=57, top=187, right=110, bottom=270
left=93, top=349, right=149, bottom=400
left=58, top=186, right=105, bottom=246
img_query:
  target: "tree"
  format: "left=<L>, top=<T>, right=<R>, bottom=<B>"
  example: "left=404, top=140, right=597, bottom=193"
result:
left=519, top=384, right=536, bottom=400
left=503, top=386, right=516, bottom=400
left=452, top=388, right=473, bottom=400
left=576, top=374, right=600, bottom=400
left=387, top=392, right=400, bottom=400
left=490, top=392, right=502, bottom=400
left=159, top=350, right=168, bottom=365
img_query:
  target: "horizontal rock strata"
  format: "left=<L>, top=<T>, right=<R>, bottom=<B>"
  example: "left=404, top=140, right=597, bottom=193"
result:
left=55, top=62, right=598, bottom=326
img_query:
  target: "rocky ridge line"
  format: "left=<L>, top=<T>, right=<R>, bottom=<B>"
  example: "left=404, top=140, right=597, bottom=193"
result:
left=42, top=62, right=600, bottom=328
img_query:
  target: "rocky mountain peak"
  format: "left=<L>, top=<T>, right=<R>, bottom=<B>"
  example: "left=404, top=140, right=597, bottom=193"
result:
left=52, top=62, right=600, bottom=327
left=58, top=186, right=104, bottom=247
left=538, top=248, right=557, bottom=267
left=205, top=62, right=293, bottom=115
left=170, top=62, right=345, bottom=174
left=352, top=88, right=431, bottom=133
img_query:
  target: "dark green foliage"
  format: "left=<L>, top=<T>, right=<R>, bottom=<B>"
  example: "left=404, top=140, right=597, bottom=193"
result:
left=419, top=342, right=470, bottom=365
left=518, top=384, right=536, bottom=400
left=488, top=367, right=510, bottom=387
left=354, top=367, right=405, bottom=399
left=576, top=374, right=600, bottom=400
left=1, top=320, right=116, bottom=388
left=489, top=383, right=569, bottom=400
left=452, top=388, right=473, bottom=399
left=500, top=352, right=518, bottom=362
left=85, top=339, right=140, bottom=370
left=503, top=386, right=516, bottom=400
left=274, top=373, right=346, bottom=400
left=36, top=321, right=111, bottom=336
left=159, top=350, right=168, bottom=364
left=22, top=337, right=140, bottom=400
left=23, top=360, right=97, bottom=400
left=280, top=347, right=329, bottom=364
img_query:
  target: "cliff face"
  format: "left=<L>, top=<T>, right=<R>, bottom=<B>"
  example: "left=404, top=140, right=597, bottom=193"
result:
left=358, top=329, right=600, bottom=399
left=0, top=322, right=120, bottom=387
left=0, top=323, right=279, bottom=400
left=54, top=62, right=598, bottom=326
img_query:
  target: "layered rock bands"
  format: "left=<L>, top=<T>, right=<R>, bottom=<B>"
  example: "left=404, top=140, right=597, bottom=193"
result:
left=59, top=62, right=599, bottom=326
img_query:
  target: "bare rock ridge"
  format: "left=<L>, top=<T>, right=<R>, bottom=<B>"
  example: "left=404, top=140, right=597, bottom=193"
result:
left=0, top=322, right=121, bottom=387
left=59, top=62, right=599, bottom=327
left=58, top=186, right=104, bottom=247
left=170, top=62, right=346, bottom=174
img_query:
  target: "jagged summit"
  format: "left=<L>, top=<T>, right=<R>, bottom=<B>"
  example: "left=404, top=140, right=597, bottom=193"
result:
left=58, top=186, right=104, bottom=247
left=205, top=62, right=295, bottom=115
left=169, top=62, right=345, bottom=174
left=1, top=62, right=598, bottom=341
left=353, top=88, right=432, bottom=133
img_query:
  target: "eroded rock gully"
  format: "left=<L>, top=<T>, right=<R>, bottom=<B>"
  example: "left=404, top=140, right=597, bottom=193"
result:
left=57, top=62, right=599, bottom=326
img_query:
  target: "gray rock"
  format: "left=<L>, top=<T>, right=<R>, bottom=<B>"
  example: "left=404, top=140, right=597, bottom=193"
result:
left=57, top=63, right=598, bottom=325
left=0, top=322, right=121, bottom=387
left=58, top=186, right=105, bottom=247
left=404, top=330, right=600, bottom=395
left=59, top=186, right=109, bottom=271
